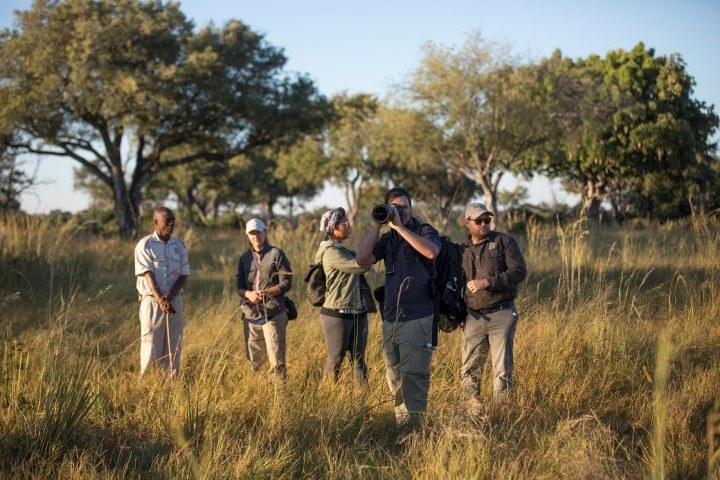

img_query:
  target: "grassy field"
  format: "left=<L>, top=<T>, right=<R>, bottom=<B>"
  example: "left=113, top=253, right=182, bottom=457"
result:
left=0, top=212, right=719, bottom=479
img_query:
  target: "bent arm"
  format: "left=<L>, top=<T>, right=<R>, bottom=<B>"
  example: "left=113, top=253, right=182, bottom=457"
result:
left=142, top=271, right=165, bottom=298
left=324, top=247, right=369, bottom=274
left=263, top=251, right=292, bottom=297
left=488, top=237, right=528, bottom=290
left=166, top=275, right=188, bottom=300
left=390, top=223, right=440, bottom=259
left=356, top=223, right=382, bottom=266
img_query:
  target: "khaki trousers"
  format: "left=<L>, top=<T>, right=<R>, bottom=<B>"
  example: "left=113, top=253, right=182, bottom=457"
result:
left=382, top=314, right=434, bottom=426
left=247, top=311, right=288, bottom=381
left=139, top=296, right=183, bottom=376
left=461, top=305, right=517, bottom=401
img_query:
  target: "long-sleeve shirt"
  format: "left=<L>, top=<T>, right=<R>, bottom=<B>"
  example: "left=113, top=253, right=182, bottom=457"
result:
left=315, top=240, right=374, bottom=312
left=462, top=231, right=527, bottom=310
left=371, top=218, right=442, bottom=322
left=237, top=243, right=292, bottom=320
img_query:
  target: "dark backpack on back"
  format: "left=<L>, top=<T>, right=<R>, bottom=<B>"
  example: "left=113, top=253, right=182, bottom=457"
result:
left=432, top=236, right=467, bottom=333
left=304, top=245, right=332, bottom=307
left=410, top=223, right=467, bottom=333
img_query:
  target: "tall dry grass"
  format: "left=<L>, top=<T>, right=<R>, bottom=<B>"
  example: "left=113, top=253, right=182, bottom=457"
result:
left=0, top=213, right=718, bottom=478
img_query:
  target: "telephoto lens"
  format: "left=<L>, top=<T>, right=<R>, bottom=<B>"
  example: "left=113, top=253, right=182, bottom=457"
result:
left=371, top=204, right=393, bottom=224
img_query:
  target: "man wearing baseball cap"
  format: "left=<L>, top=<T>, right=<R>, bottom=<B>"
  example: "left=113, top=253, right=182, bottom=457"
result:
left=461, top=203, right=527, bottom=406
left=236, top=218, right=293, bottom=382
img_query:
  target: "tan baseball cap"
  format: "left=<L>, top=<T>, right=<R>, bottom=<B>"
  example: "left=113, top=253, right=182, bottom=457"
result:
left=465, top=203, right=494, bottom=219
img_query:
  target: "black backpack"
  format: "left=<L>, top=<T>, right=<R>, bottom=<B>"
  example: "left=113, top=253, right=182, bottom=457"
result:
left=304, top=245, right=332, bottom=307
left=409, top=223, right=467, bottom=333
left=432, top=235, right=467, bottom=333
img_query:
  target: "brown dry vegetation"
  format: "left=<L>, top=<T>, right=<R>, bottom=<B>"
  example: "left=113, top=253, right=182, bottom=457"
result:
left=0, top=212, right=718, bottom=479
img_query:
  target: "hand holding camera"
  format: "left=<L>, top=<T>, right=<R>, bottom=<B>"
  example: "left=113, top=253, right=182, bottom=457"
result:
left=372, top=204, right=406, bottom=225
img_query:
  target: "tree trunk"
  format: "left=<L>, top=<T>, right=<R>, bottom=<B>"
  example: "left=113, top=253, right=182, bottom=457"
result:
left=583, top=197, right=601, bottom=223
left=436, top=201, right=451, bottom=230
left=114, top=147, right=156, bottom=238
left=477, top=176, right=499, bottom=229
left=343, top=177, right=361, bottom=225
left=286, top=197, right=299, bottom=228
left=111, top=168, right=139, bottom=238
left=582, top=179, right=602, bottom=223
left=484, top=191, right=498, bottom=222
left=262, top=201, right=274, bottom=221
left=609, top=198, right=625, bottom=223
left=183, top=187, right=196, bottom=227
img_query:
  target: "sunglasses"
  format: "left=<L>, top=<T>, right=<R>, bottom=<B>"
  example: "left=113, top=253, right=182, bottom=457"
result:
left=470, top=217, right=492, bottom=225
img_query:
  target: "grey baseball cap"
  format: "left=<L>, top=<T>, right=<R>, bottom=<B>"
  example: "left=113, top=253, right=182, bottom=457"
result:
left=465, top=203, right=494, bottom=219
left=245, top=218, right=266, bottom=234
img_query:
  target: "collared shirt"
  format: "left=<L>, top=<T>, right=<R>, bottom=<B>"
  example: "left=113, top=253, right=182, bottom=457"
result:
left=371, top=217, right=441, bottom=322
left=135, top=232, right=190, bottom=296
left=462, top=231, right=527, bottom=310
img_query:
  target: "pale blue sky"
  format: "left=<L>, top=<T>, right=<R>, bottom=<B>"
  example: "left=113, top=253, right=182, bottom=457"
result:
left=1, top=0, right=718, bottom=213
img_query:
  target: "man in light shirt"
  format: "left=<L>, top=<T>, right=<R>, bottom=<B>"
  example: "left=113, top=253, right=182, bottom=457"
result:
left=134, top=206, right=190, bottom=376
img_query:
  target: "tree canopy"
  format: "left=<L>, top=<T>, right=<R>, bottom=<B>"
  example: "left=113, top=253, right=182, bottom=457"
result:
left=406, top=32, right=560, bottom=223
left=534, top=44, right=718, bottom=221
left=1, top=5, right=717, bottom=228
left=0, top=0, right=328, bottom=236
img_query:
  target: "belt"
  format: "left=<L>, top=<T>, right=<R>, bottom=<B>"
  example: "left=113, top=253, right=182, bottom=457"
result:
left=338, top=308, right=363, bottom=314
left=469, top=302, right=513, bottom=315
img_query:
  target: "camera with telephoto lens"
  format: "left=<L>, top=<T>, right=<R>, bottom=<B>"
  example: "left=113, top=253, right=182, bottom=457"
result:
left=372, top=204, right=405, bottom=224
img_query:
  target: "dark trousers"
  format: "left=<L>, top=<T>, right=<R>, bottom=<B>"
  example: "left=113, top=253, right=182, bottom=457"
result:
left=318, top=312, right=368, bottom=385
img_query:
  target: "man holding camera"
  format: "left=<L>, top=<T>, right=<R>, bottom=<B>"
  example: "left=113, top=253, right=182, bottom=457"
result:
left=357, top=187, right=441, bottom=427
left=461, top=202, right=527, bottom=406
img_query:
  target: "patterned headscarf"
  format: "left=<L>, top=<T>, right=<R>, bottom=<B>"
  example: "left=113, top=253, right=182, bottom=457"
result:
left=320, top=208, right=344, bottom=241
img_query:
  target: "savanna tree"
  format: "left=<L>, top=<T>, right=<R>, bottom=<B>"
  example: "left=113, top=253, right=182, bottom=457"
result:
left=407, top=32, right=560, bottom=224
left=0, top=0, right=327, bottom=236
left=536, top=44, right=718, bottom=221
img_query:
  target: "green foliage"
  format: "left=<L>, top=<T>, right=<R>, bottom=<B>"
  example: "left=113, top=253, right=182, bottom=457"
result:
left=535, top=44, right=719, bottom=221
left=406, top=31, right=560, bottom=217
left=369, top=106, right=477, bottom=228
left=35, top=355, right=99, bottom=456
left=0, top=0, right=328, bottom=236
left=276, top=93, right=389, bottom=222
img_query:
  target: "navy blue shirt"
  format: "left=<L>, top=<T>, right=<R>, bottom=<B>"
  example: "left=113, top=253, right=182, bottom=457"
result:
left=372, top=218, right=441, bottom=322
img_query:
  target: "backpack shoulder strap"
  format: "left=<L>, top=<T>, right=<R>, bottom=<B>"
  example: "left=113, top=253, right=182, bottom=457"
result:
left=318, top=243, right=335, bottom=263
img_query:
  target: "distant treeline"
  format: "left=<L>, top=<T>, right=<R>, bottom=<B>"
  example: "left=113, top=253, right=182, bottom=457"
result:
left=1, top=2, right=717, bottom=237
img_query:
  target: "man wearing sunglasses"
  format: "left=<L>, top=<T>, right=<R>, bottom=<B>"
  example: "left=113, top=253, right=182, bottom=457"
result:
left=461, top=202, right=527, bottom=407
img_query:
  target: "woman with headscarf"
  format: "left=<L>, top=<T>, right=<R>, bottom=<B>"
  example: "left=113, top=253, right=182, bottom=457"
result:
left=315, top=207, right=375, bottom=385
